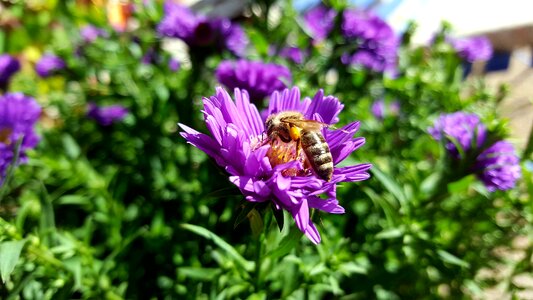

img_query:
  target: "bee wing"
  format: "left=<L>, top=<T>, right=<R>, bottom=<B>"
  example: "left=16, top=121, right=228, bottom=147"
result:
left=282, top=119, right=328, bottom=131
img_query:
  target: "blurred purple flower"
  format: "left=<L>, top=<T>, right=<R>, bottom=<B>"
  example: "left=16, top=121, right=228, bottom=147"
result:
left=179, top=87, right=371, bottom=243
left=141, top=48, right=158, bottom=65
left=449, top=36, right=493, bottom=62
left=0, top=93, right=41, bottom=185
left=429, top=112, right=521, bottom=192
left=35, top=54, right=66, bottom=78
left=474, top=141, right=521, bottom=192
left=157, top=1, right=248, bottom=56
left=271, top=46, right=307, bottom=64
left=303, top=5, right=336, bottom=42
left=169, top=58, right=181, bottom=71
left=87, top=103, right=128, bottom=126
left=340, top=9, right=398, bottom=73
left=429, top=112, right=487, bottom=158
left=0, top=54, right=20, bottom=89
left=80, top=25, right=108, bottom=43
left=371, top=99, right=400, bottom=120
left=215, top=59, right=292, bottom=102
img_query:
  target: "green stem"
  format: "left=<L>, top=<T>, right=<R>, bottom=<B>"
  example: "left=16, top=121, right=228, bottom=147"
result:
left=27, top=245, right=65, bottom=269
left=253, top=235, right=262, bottom=292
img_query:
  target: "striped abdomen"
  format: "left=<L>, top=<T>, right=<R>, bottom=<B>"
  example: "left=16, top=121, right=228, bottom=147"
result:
left=301, top=130, right=333, bottom=181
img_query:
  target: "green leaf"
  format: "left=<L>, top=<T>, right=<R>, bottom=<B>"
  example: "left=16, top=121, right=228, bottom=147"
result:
left=62, top=134, right=80, bottom=159
left=0, top=240, right=26, bottom=283
left=265, top=226, right=302, bottom=260
left=64, top=258, right=82, bottom=290
left=247, top=29, right=269, bottom=56
left=420, top=172, right=442, bottom=195
left=371, top=166, right=407, bottom=207
left=436, top=249, right=470, bottom=268
left=375, top=228, right=404, bottom=240
left=247, top=208, right=263, bottom=237
left=179, top=267, right=221, bottom=281
left=447, top=175, right=475, bottom=194
left=56, top=195, right=90, bottom=206
left=180, top=223, right=253, bottom=272
left=338, top=262, right=368, bottom=275
left=246, top=292, right=267, bottom=300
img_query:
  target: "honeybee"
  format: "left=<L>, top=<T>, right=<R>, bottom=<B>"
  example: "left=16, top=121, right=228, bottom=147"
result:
left=265, top=111, right=333, bottom=181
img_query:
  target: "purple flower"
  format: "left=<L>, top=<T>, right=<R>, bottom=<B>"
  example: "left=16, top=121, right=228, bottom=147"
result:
left=340, top=9, right=398, bottom=73
left=303, top=5, right=336, bottom=42
left=0, top=54, right=21, bottom=89
left=215, top=59, right=292, bottom=102
left=35, top=54, right=66, bottom=78
left=449, top=36, right=493, bottom=62
left=474, top=141, right=521, bottom=192
left=0, top=93, right=41, bottom=185
left=271, top=46, right=307, bottom=64
left=218, top=19, right=248, bottom=57
left=169, top=58, right=181, bottom=71
left=80, top=25, right=108, bottom=43
left=87, top=103, right=128, bottom=126
left=141, top=48, right=158, bottom=65
left=179, top=87, right=371, bottom=244
left=157, top=2, right=248, bottom=56
left=371, top=99, right=400, bottom=120
left=429, top=112, right=487, bottom=158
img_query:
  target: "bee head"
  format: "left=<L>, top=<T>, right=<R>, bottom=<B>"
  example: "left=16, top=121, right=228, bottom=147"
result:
left=266, top=113, right=292, bottom=142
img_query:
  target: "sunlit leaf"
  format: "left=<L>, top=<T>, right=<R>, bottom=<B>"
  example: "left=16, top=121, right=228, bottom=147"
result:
left=181, top=223, right=254, bottom=272
left=437, top=249, right=469, bottom=268
left=0, top=240, right=26, bottom=283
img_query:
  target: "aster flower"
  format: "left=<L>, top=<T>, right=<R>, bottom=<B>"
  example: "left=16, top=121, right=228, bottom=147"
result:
left=303, top=5, right=336, bottom=42
left=0, top=93, right=41, bottom=185
left=449, top=36, right=493, bottom=62
left=215, top=60, right=292, bottom=102
left=179, top=87, right=371, bottom=244
left=270, top=46, right=307, bottom=64
left=35, top=54, right=66, bottom=78
left=0, top=54, right=21, bottom=89
left=87, top=103, right=128, bottom=126
left=371, top=99, right=400, bottom=120
left=169, top=58, right=181, bottom=71
left=474, top=141, right=521, bottom=192
left=80, top=25, right=108, bottom=43
left=157, top=1, right=248, bottom=56
left=428, top=112, right=487, bottom=158
left=429, top=112, right=521, bottom=192
left=340, top=9, right=398, bottom=73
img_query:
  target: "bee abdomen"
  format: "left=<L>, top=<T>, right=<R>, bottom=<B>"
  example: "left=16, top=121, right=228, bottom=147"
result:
left=301, top=131, right=333, bottom=181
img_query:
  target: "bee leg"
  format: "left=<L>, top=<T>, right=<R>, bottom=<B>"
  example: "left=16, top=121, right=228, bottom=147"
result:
left=295, top=137, right=301, bottom=158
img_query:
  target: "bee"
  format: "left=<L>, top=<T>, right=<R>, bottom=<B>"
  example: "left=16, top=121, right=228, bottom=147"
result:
left=265, top=111, right=333, bottom=181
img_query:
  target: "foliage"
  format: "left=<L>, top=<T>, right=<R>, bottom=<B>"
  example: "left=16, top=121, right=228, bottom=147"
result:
left=0, top=0, right=531, bottom=299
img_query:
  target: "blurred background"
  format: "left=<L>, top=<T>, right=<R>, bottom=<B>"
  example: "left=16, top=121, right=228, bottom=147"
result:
left=0, top=0, right=531, bottom=299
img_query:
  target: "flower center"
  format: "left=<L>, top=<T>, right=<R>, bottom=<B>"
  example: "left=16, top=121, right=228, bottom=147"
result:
left=0, top=128, right=12, bottom=145
left=194, top=22, right=215, bottom=46
left=267, top=138, right=310, bottom=177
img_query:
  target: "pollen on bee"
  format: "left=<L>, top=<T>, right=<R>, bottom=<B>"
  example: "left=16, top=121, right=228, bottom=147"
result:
left=289, top=126, right=301, bottom=140
left=0, top=128, right=13, bottom=145
left=266, top=138, right=309, bottom=177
